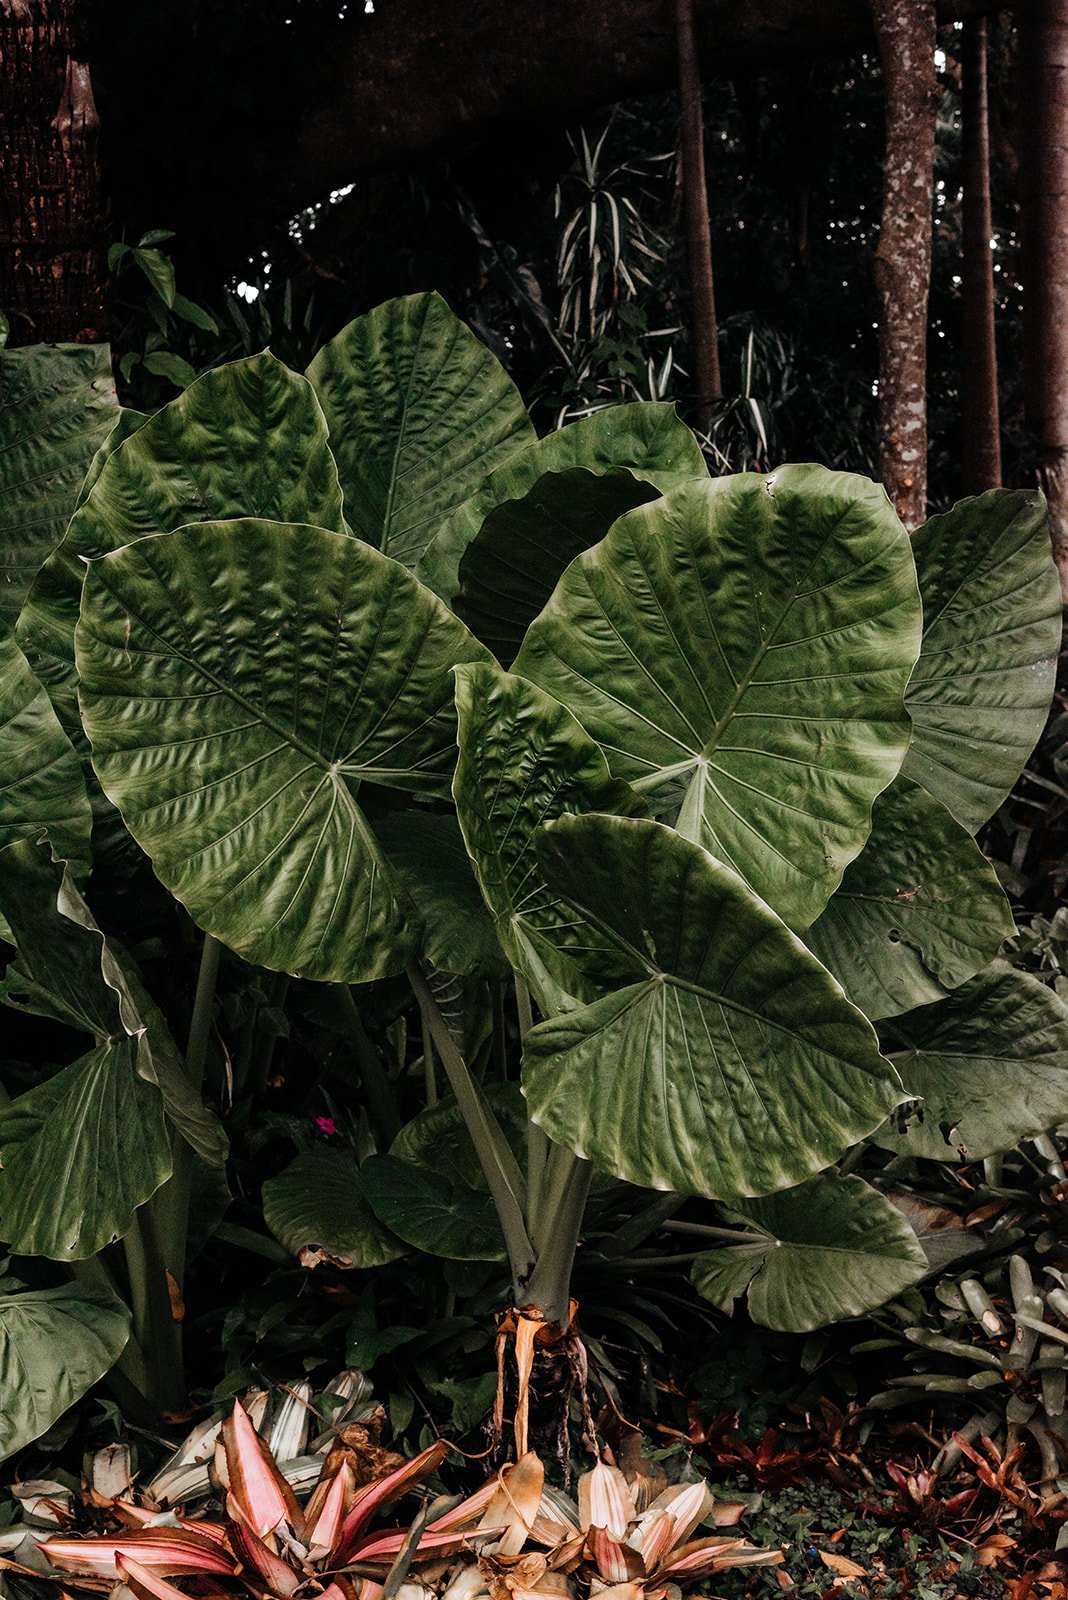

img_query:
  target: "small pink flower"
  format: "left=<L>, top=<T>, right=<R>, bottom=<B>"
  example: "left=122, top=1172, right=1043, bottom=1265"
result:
left=315, top=1116, right=337, bottom=1136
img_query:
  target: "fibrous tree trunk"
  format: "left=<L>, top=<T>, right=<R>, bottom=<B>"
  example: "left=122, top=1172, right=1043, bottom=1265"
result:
left=1019, top=0, right=1068, bottom=598
left=871, top=0, right=938, bottom=527
left=961, top=16, right=1002, bottom=493
left=0, top=0, right=106, bottom=345
left=676, top=0, right=722, bottom=431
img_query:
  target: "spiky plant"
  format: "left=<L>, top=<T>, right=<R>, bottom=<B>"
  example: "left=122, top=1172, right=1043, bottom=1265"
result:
left=33, top=1402, right=781, bottom=1600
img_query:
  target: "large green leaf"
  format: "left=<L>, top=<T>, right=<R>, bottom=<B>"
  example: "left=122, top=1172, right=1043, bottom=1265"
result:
left=874, top=965, right=1068, bottom=1161
left=903, top=490, right=1061, bottom=833
left=455, top=469, right=659, bottom=665
left=513, top=468, right=922, bottom=933
left=307, top=292, right=534, bottom=570
left=0, top=1036, right=171, bottom=1258
left=17, top=350, right=345, bottom=723
left=453, top=661, right=645, bottom=1014
left=0, top=1282, right=130, bottom=1461
left=0, top=343, right=118, bottom=626
left=805, top=777, right=1014, bottom=1020
left=76, top=520, right=491, bottom=982
left=391, top=1083, right=527, bottom=1190
left=424, top=398, right=707, bottom=609
left=374, top=811, right=508, bottom=979
left=0, top=621, right=91, bottom=875
left=360, top=1153, right=506, bottom=1260
left=0, top=840, right=226, bottom=1167
left=690, top=1173, right=927, bottom=1332
left=262, top=1148, right=407, bottom=1269
left=522, top=815, right=905, bottom=1199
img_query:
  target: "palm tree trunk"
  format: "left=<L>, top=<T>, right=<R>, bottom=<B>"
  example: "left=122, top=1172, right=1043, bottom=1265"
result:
left=676, top=0, right=722, bottom=433
left=871, top=0, right=938, bottom=528
left=1019, top=0, right=1068, bottom=599
left=961, top=16, right=1002, bottom=494
left=0, top=0, right=107, bottom=345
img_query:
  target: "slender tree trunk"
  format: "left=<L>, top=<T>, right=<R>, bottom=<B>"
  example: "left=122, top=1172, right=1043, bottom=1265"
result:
left=961, top=16, right=1002, bottom=492
left=676, top=0, right=722, bottom=432
left=871, top=0, right=938, bottom=527
left=0, top=0, right=107, bottom=345
left=1019, top=0, right=1068, bottom=598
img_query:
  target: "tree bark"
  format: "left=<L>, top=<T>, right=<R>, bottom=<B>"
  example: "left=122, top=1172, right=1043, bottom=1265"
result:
left=676, top=0, right=722, bottom=430
left=871, top=0, right=938, bottom=529
left=961, top=16, right=1002, bottom=493
left=1019, top=0, right=1068, bottom=598
left=94, top=0, right=1004, bottom=280
left=0, top=0, right=106, bottom=345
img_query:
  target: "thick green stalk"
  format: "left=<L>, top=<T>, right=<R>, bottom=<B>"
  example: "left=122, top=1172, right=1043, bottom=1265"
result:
left=523, top=1157, right=593, bottom=1324
left=602, top=1191, right=685, bottom=1253
left=185, top=932, right=221, bottom=1088
left=408, top=960, right=534, bottom=1288
left=516, top=974, right=552, bottom=1223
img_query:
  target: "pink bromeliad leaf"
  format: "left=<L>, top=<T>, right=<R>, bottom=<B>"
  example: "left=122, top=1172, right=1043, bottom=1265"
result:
left=222, top=1397, right=304, bottom=1539
left=42, top=1528, right=236, bottom=1578
left=331, top=1440, right=446, bottom=1563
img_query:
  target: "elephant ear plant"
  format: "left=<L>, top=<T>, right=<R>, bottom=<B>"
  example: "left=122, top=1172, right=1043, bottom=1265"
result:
left=0, top=293, right=1065, bottom=1456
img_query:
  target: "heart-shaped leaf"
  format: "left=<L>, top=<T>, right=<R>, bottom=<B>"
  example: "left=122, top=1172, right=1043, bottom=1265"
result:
left=0, top=343, right=118, bottom=627
left=0, top=1036, right=171, bottom=1258
left=307, top=292, right=534, bottom=570
left=76, top=520, right=491, bottom=982
left=0, top=621, right=91, bottom=875
left=691, top=1173, right=927, bottom=1332
left=0, top=840, right=226, bottom=1167
left=522, top=815, right=905, bottom=1199
left=903, top=490, right=1061, bottom=832
left=874, top=965, right=1068, bottom=1161
left=262, top=1148, right=407, bottom=1269
left=421, top=400, right=707, bottom=604
left=805, top=776, right=1014, bottom=1020
left=513, top=468, right=922, bottom=932
left=453, top=660, right=645, bottom=1014
left=391, top=1083, right=527, bottom=1191
left=18, top=351, right=346, bottom=724
left=0, top=1282, right=130, bottom=1462
left=374, top=811, right=508, bottom=979
left=360, top=1153, right=506, bottom=1261
left=455, top=469, right=659, bottom=665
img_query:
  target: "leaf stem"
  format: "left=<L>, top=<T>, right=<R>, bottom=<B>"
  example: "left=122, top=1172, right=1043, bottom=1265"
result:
left=407, top=960, right=534, bottom=1289
left=516, top=976, right=552, bottom=1224
left=185, top=933, right=221, bottom=1088
left=421, top=1009, right=438, bottom=1107
left=660, top=1218, right=767, bottom=1244
left=523, top=1157, right=593, bottom=1324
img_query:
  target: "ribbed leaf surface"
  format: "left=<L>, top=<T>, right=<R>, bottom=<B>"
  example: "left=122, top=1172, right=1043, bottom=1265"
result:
left=0, top=343, right=117, bottom=626
left=77, top=520, right=491, bottom=981
left=0, top=1037, right=170, bottom=1258
left=453, top=660, right=644, bottom=1013
left=514, top=468, right=921, bottom=932
left=263, top=1148, right=406, bottom=1269
left=522, top=815, right=904, bottom=1199
left=691, top=1173, right=926, bottom=1331
left=0, top=620, right=91, bottom=874
left=875, top=965, right=1068, bottom=1161
left=423, top=399, right=706, bottom=605
left=0, top=1283, right=129, bottom=1461
left=805, top=777, right=1014, bottom=1019
left=307, top=292, right=534, bottom=570
left=18, top=351, right=345, bottom=722
left=903, top=490, right=1061, bottom=832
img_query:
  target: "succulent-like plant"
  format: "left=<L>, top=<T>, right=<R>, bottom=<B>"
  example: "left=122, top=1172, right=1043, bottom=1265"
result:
left=34, top=1401, right=780, bottom=1600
